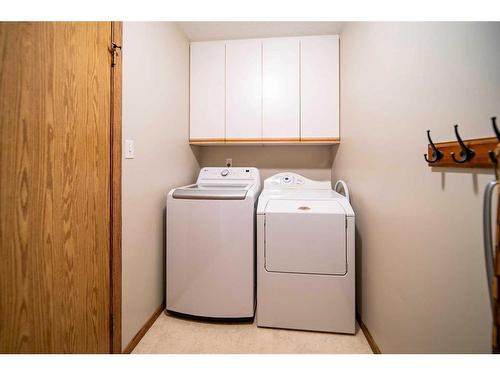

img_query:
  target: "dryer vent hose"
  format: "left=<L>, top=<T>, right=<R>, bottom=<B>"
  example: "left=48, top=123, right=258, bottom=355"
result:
left=334, top=180, right=350, bottom=202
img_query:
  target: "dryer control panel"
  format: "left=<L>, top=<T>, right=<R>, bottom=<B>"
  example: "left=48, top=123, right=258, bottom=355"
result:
left=264, top=173, right=331, bottom=190
left=279, top=174, right=305, bottom=186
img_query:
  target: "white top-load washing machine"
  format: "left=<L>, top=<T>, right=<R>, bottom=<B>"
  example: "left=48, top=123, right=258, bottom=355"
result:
left=166, top=167, right=261, bottom=320
left=256, top=173, right=355, bottom=334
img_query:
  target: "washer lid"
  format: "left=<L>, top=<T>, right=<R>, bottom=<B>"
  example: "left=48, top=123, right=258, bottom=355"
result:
left=172, top=184, right=249, bottom=200
left=264, top=199, right=347, bottom=275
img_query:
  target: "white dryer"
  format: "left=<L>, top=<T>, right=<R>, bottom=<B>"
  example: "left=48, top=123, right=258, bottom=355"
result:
left=166, top=167, right=261, bottom=320
left=256, top=173, right=355, bottom=334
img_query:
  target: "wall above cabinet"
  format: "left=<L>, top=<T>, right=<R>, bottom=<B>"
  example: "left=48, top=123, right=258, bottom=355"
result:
left=189, top=35, right=340, bottom=146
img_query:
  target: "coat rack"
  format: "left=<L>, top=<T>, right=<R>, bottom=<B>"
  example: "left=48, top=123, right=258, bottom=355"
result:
left=425, top=117, right=500, bottom=168
left=426, top=116, right=500, bottom=353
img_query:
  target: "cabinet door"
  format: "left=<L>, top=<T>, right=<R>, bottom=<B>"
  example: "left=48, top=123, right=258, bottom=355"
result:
left=190, top=41, right=225, bottom=141
left=262, top=38, right=299, bottom=140
left=226, top=39, right=262, bottom=141
left=300, top=35, right=339, bottom=140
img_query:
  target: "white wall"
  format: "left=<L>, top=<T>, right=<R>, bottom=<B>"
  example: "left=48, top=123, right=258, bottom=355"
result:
left=122, top=22, right=200, bottom=349
left=333, top=22, right=500, bottom=353
left=199, top=145, right=333, bottom=182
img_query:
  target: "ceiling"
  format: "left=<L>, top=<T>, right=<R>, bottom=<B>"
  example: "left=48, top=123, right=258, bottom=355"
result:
left=176, top=22, right=344, bottom=41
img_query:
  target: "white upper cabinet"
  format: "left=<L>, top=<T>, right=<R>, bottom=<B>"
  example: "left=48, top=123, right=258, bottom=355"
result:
left=225, top=39, right=262, bottom=140
left=262, top=38, right=300, bottom=140
left=190, top=41, right=225, bottom=140
left=300, top=35, right=339, bottom=140
left=189, top=35, right=339, bottom=144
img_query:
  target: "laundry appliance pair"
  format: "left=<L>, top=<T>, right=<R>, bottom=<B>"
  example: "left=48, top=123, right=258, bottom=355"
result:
left=166, top=167, right=355, bottom=334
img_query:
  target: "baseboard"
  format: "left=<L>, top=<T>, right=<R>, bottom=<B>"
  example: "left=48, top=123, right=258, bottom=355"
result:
left=357, top=314, right=382, bottom=354
left=123, top=303, right=165, bottom=354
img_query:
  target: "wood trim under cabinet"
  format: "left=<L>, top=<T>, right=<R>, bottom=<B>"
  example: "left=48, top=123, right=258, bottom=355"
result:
left=357, top=315, right=381, bottom=354
left=300, top=137, right=340, bottom=143
left=123, top=304, right=165, bottom=354
left=189, top=137, right=339, bottom=145
left=110, top=21, right=123, bottom=354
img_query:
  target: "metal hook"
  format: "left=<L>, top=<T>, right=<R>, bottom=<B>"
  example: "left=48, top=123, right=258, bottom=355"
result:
left=450, top=124, right=475, bottom=163
left=488, top=117, right=500, bottom=180
left=424, top=130, right=443, bottom=163
left=491, top=117, right=500, bottom=141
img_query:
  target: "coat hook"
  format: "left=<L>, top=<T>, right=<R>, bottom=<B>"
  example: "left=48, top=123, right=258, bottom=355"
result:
left=491, top=117, right=500, bottom=141
left=424, top=130, right=443, bottom=163
left=488, top=117, right=499, bottom=180
left=450, top=124, right=475, bottom=163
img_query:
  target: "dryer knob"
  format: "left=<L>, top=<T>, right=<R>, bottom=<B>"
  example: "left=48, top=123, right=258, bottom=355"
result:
left=221, top=169, right=229, bottom=177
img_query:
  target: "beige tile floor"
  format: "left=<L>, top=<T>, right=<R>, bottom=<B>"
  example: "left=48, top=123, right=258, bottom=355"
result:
left=133, top=312, right=373, bottom=354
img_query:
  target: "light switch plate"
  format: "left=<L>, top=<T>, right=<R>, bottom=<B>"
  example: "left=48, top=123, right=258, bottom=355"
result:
left=125, top=140, right=134, bottom=159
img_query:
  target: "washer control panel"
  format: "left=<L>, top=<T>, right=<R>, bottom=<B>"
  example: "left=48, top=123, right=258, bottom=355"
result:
left=197, top=167, right=259, bottom=182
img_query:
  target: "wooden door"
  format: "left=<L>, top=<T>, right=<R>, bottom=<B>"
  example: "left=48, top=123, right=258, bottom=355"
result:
left=262, top=38, right=300, bottom=141
left=189, top=41, right=226, bottom=142
left=300, top=35, right=339, bottom=141
left=0, top=22, right=113, bottom=353
left=226, top=39, right=262, bottom=141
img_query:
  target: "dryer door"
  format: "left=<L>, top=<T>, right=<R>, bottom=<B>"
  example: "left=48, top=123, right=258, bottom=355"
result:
left=264, top=199, right=347, bottom=275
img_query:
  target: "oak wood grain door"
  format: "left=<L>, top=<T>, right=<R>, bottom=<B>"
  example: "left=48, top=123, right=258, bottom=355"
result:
left=0, top=22, right=113, bottom=353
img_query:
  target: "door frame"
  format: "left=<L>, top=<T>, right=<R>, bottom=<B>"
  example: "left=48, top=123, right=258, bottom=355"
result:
left=110, top=21, right=123, bottom=354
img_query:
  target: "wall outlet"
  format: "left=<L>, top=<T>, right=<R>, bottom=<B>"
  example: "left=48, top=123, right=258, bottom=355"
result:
left=125, top=140, right=134, bottom=159
left=225, top=158, right=232, bottom=167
